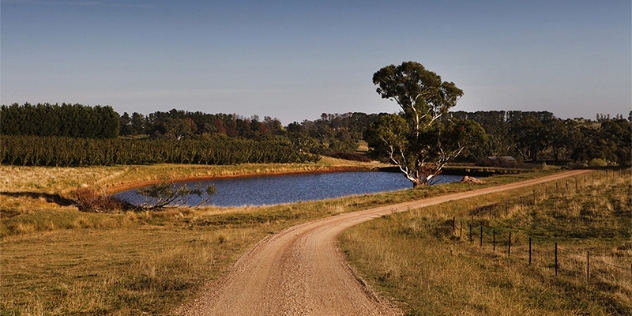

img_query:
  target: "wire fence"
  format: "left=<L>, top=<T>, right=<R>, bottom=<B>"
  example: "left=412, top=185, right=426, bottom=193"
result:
left=452, top=224, right=632, bottom=285
left=449, top=168, right=632, bottom=286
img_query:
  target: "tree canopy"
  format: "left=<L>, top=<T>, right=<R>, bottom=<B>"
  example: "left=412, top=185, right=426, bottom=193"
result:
left=0, top=103, right=120, bottom=138
left=369, top=61, right=485, bottom=187
left=2, top=99, right=628, bottom=168
left=373, top=61, right=464, bottom=135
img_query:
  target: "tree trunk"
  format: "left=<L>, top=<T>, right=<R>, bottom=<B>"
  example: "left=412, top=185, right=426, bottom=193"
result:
left=411, top=178, right=424, bottom=188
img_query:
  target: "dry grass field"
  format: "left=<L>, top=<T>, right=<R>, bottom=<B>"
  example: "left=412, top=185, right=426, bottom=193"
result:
left=0, top=160, right=579, bottom=315
left=0, top=156, right=384, bottom=195
left=339, top=170, right=631, bottom=315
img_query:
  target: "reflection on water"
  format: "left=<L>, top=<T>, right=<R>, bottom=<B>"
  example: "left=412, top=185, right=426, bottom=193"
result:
left=114, top=172, right=464, bottom=207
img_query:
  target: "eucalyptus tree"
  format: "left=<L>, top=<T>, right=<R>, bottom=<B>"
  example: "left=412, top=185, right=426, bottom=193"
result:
left=368, top=61, right=486, bottom=187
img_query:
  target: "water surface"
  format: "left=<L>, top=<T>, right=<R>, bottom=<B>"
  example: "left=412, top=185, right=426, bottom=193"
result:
left=115, top=171, right=463, bottom=207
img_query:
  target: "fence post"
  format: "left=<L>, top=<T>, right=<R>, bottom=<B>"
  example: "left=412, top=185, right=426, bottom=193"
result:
left=452, top=216, right=455, bottom=234
left=555, top=243, right=558, bottom=276
left=460, top=221, right=463, bottom=239
left=480, top=225, right=483, bottom=247
left=469, top=223, right=473, bottom=243
left=529, top=237, right=532, bottom=265
left=493, top=230, right=496, bottom=252
left=586, top=251, right=590, bottom=284
left=533, top=189, right=536, bottom=204
left=566, top=180, right=569, bottom=192
left=556, top=182, right=559, bottom=194
left=508, top=232, right=511, bottom=257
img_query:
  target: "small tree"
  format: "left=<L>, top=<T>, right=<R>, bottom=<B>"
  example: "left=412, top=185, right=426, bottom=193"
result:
left=73, top=187, right=130, bottom=213
left=136, top=182, right=216, bottom=210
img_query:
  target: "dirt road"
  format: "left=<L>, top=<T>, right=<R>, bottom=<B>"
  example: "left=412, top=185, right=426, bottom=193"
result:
left=176, top=170, right=591, bottom=316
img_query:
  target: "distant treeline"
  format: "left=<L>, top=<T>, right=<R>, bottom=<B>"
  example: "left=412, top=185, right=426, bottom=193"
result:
left=121, top=110, right=378, bottom=156
left=1, top=135, right=318, bottom=167
left=1, top=103, right=629, bottom=167
left=1, top=103, right=119, bottom=138
left=118, top=109, right=373, bottom=143
left=446, top=110, right=631, bottom=166
left=119, top=110, right=284, bottom=140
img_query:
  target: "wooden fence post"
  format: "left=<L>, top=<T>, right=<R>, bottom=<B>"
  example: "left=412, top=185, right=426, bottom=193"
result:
left=493, top=230, right=496, bottom=252
left=529, top=237, right=532, bottom=265
left=533, top=189, right=536, bottom=204
left=469, top=223, right=473, bottom=243
left=480, top=225, right=483, bottom=247
left=452, top=216, right=456, bottom=234
left=508, top=232, right=512, bottom=257
left=566, top=180, right=569, bottom=192
left=555, top=243, right=558, bottom=276
left=586, top=251, right=590, bottom=283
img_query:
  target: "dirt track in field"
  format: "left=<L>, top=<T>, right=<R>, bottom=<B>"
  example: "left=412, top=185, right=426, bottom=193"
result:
left=176, top=170, right=591, bottom=316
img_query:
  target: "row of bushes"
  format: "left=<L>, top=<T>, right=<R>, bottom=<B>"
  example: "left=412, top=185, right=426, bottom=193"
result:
left=1, top=135, right=319, bottom=167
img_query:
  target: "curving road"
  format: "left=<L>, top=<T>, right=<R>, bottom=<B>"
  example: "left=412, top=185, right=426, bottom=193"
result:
left=176, top=170, right=591, bottom=316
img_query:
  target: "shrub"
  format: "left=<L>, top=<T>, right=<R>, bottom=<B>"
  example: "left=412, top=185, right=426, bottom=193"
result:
left=72, top=187, right=127, bottom=213
left=588, top=158, right=608, bottom=167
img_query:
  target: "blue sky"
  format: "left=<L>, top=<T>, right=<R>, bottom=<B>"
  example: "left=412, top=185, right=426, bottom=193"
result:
left=2, top=0, right=630, bottom=124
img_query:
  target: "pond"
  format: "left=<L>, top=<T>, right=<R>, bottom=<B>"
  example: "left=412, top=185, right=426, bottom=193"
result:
left=114, top=171, right=465, bottom=207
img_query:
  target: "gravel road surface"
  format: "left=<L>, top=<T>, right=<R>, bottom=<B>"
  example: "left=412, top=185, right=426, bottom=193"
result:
left=176, top=169, right=591, bottom=315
